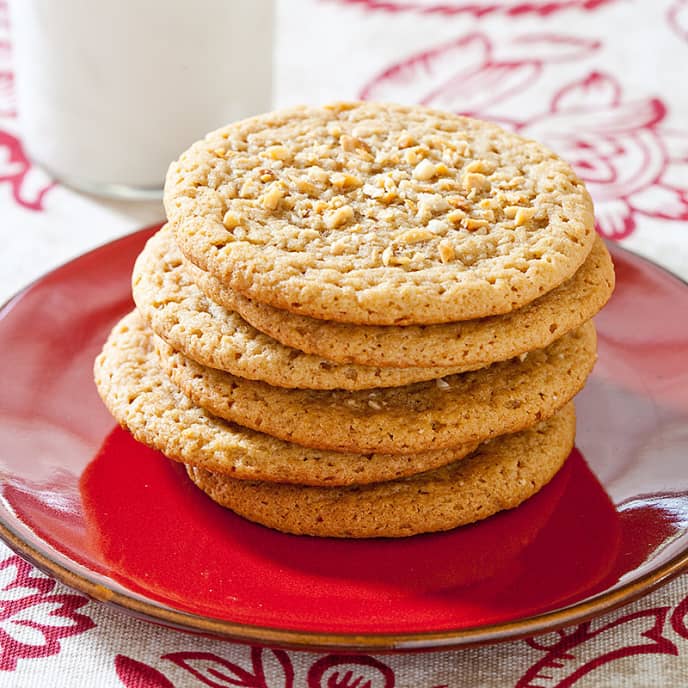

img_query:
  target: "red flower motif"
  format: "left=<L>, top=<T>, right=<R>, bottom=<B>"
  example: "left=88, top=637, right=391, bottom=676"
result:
left=517, top=607, right=678, bottom=688
left=330, top=0, right=616, bottom=18
left=520, top=72, right=688, bottom=239
left=0, top=554, right=95, bottom=671
left=360, top=34, right=688, bottom=240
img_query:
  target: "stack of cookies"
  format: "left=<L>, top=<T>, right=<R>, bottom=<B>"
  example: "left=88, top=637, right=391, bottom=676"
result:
left=95, top=102, right=614, bottom=538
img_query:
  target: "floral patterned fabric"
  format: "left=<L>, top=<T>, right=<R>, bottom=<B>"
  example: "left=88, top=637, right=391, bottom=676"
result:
left=1, top=0, right=687, bottom=685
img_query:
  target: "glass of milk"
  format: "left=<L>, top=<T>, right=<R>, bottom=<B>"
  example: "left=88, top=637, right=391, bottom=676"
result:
left=8, top=0, right=274, bottom=199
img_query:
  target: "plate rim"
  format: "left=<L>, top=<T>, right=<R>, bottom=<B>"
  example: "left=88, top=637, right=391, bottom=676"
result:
left=1, top=226, right=687, bottom=652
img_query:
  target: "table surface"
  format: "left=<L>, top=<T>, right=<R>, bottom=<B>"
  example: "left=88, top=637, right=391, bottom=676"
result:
left=1, top=0, right=688, bottom=686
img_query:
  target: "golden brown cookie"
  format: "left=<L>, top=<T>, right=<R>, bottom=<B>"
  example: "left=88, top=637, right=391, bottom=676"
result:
left=186, top=236, right=613, bottom=368
left=165, top=102, right=595, bottom=325
left=132, top=227, right=470, bottom=390
left=186, top=403, right=576, bottom=538
left=155, top=321, right=596, bottom=454
left=94, top=311, right=480, bottom=485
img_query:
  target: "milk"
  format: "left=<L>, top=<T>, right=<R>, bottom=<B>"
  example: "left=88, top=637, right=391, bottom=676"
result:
left=8, top=0, right=274, bottom=198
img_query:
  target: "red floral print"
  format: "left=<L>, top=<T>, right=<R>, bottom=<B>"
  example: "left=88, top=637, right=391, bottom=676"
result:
left=331, top=0, right=615, bottom=18
left=360, top=33, right=688, bottom=239
left=0, top=554, right=94, bottom=671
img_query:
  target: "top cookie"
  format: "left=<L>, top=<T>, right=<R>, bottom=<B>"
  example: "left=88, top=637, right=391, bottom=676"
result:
left=165, top=102, right=595, bottom=325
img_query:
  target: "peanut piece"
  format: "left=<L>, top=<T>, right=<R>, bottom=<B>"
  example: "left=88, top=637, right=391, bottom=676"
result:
left=324, top=205, right=354, bottom=229
left=222, top=210, right=242, bottom=230
left=438, top=240, right=455, bottom=263
left=399, top=228, right=433, bottom=244
left=331, top=172, right=362, bottom=190
left=261, top=182, right=285, bottom=210
left=397, top=132, right=417, bottom=149
left=265, top=145, right=291, bottom=161
left=462, top=172, right=488, bottom=191
left=413, top=160, right=435, bottom=181
left=515, top=207, right=536, bottom=226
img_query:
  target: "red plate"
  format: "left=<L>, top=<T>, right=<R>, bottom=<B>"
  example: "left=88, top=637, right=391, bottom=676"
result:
left=0, top=226, right=687, bottom=651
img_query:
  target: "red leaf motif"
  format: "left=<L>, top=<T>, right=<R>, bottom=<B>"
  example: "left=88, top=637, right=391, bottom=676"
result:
left=307, top=655, right=394, bottom=688
left=360, top=33, right=491, bottom=104
left=163, top=647, right=294, bottom=688
left=518, top=608, right=676, bottom=688
left=0, top=555, right=95, bottom=671
left=164, top=651, right=258, bottom=687
left=552, top=71, right=621, bottom=112
left=331, top=0, right=616, bottom=18
left=360, top=32, right=599, bottom=118
left=115, top=655, right=175, bottom=688
left=497, top=34, right=601, bottom=64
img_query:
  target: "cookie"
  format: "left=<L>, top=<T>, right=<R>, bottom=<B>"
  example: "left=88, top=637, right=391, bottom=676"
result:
left=186, top=235, right=613, bottom=368
left=155, top=321, right=596, bottom=454
left=132, top=227, right=470, bottom=390
left=165, top=101, right=595, bottom=325
left=94, top=311, right=480, bottom=486
left=186, top=403, right=576, bottom=538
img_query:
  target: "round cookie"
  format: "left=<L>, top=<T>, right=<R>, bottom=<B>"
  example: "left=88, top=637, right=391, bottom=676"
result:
left=155, top=321, right=596, bottom=454
left=94, top=311, right=479, bottom=486
left=186, top=403, right=576, bottom=538
left=186, top=235, right=613, bottom=368
left=132, top=227, right=469, bottom=390
left=165, top=101, right=595, bottom=325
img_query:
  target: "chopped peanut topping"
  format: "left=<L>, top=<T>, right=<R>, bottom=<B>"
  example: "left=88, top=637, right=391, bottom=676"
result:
left=464, top=218, right=489, bottom=231
left=295, top=177, right=317, bottom=195
left=465, top=160, right=495, bottom=174
left=413, top=159, right=438, bottom=181
left=308, top=166, right=330, bottom=184
left=222, top=210, right=242, bottom=229
left=404, top=147, right=426, bottom=166
left=438, top=240, right=455, bottom=263
left=265, top=145, right=291, bottom=161
left=239, top=180, right=256, bottom=198
left=261, top=183, right=285, bottom=210
left=447, top=210, right=467, bottom=226
left=514, top=207, right=536, bottom=226
left=331, top=172, right=362, bottom=190
left=462, top=172, right=488, bottom=191
left=324, top=204, right=354, bottom=229
left=340, top=135, right=369, bottom=153
left=397, top=132, right=417, bottom=148
left=399, top=228, right=433, bottom=244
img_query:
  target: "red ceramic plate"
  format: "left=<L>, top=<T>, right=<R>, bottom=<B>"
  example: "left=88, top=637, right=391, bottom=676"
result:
left=0, top=226, right=687, bottom=651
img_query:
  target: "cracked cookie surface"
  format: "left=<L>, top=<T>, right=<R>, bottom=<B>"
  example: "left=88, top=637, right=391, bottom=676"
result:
left=165, top=101, right=595, bottom=325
